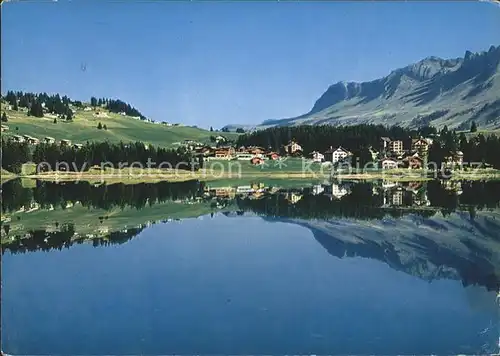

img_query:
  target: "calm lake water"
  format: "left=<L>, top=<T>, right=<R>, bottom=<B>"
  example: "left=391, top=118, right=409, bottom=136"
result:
left=1, top=179, right=500, bottom=355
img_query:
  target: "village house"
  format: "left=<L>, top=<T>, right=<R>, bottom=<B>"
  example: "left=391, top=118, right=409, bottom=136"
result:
left=267, top=152, right=280, bottom=160
left=411, top=138, right=430, bottom=157
left=12, top=135, right=25, bottom=143
left=251, top=157, right=265, bottom=165
left=380, top=158, right=399, bottom=170
left=44, top=137, right=56, bottom=144
left=215, top=135, right=227, bottom=144
left=311, top=151, right=325, bottom=163
left=214, top=147, right=236, bottom=160
left=285, top=191, right=303, bottom=204
left=60, top=139, right=72, bottom=147
left=324, top=146, right=352, bottom=164
left=402, top=155, right=424, bottom=169
left=442, top=151, right=464, bottom=170
left=1, top=125, right=9, bottom=132
left=324, top=183, right=350, bottom=200
left=311, top=184, right=325, bottom=195
left=23, top=135, right=39, bottom=145
left=283, top=140, right=303, bottom=155
left=73, top=143, right=83, bottom=149
left=248, top=146, right=266, bottom=156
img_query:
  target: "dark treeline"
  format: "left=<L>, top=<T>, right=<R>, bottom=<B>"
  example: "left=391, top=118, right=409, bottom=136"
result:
left=90, top=97, right=146, bottom=120
left=236, top=124, right=438, bottom=154
left=2, top=225, right=145, bottom=255
left=2, top=90, right=145, bottom=120
left=429, top=126, right=500, bottom=168
left=3, top=91, right=75, bottom=119
left=1, top=138, right=196, bottom=173
left=1, top=179, right=204, bottom=213
left=235, top=180, right=500, bottom=220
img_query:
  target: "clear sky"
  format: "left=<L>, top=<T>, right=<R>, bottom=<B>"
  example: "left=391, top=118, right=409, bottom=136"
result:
left=2, top=1, right=500, bottom=129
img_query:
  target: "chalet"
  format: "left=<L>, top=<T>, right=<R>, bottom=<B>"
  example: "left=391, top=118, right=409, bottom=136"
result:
left=311, top=151, right=325, bottom=163
left=73, top=143, right=83, bottom=149
left=324, top=183, right=350, bottom=200
left=60, top=139, right=72, bottom=147
left=248, top=146, right=265, bottom=156
left=311, top=184, right=325, bottom=195
left=285, top=192, right=303, bottom=204
left=215, top=135, right=227, bottom=144
left=44, top=137, right=56, bottom=144
left=83, top=107, right=93, bottom=111
left=214, top=147, right=235, bottom=160
left=442, top=151, right=464, bottom=170
left=411, top=138, right=430, bottom=157
left=267, top=152, right=280, bottom=160
left=12, top=135, right=25, bottom=143
left=214, top=187, right=236, bottom=199
left=380, top=158, right=398, bottom=170
left=402, top=155, right=424, bottom=169
left=324, top=146, right=352, bottom=164
left=23, top=135, right=39, bottom=145
left=283, top=140, right=303, bottom=155
left=251, top=157, right=265, bottom=165
left=1, top=125, right=8, bottom=132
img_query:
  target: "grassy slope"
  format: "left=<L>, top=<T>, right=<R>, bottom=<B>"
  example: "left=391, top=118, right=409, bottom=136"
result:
left=1, top=200, right=222, bottom=244
left=1, top=105, right=239, bottom=148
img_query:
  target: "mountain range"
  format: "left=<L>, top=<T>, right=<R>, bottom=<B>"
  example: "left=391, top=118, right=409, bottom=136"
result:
left=270, top=209, right=500, bottom=292
left=225, top=45, right=500, bottom=131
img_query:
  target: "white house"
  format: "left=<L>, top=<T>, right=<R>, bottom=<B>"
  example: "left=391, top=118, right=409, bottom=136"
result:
left=311, top=184, right=325, bottom=195
left=325, top=147, right=352, bottom=164
left=311, top=151, right=325, bottom=163
left=380, top=159, right=398, bottom=170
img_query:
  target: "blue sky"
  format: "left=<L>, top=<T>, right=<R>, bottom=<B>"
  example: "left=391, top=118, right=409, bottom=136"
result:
left=3, top=1, right=500, bottom=129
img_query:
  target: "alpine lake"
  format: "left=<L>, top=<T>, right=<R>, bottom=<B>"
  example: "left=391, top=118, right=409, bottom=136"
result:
left=1, top=177, right=500, bottom=355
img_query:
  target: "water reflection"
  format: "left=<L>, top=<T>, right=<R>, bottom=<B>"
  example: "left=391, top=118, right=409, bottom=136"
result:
left=1, top=178, right=500, bottom=354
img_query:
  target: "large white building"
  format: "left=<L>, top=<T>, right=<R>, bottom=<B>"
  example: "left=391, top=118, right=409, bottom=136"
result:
left=325, top=147, right=352, bottom=164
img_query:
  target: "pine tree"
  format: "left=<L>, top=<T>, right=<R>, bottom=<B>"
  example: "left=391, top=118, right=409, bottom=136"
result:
left=103, top=124, right=108, bottom=130
left=66, top=109, right=73, bottom=121
left=91, top=97, right=98, bottom=107
left=53, top=118, right=57, bottom=124
left=470, top=121, right=478, bottom=133
left=97, top=122, right=103, bottom=130
left=1, top=112, right=8, bottom=122
left=210, top=126, right=213, bottom=132
left=13, top=100, right=18, bottom=111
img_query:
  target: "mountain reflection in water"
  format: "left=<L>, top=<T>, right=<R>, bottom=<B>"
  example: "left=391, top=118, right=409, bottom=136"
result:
left=1, top=178, right=500, bottom=355
left=1, top=178, right=500, bottom=293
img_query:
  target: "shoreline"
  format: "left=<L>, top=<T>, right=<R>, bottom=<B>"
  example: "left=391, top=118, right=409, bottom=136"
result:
left=6, top=168, right=500, bottom=184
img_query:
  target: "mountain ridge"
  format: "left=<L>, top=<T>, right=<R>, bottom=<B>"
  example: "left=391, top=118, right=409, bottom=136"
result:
left=227, top=45, right=500, bottom=131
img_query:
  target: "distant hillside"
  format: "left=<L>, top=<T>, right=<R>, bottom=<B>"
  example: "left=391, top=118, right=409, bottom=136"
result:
left=1, top=94, right=238, bottom=147
left=225, top=45, right=500, bottom=131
